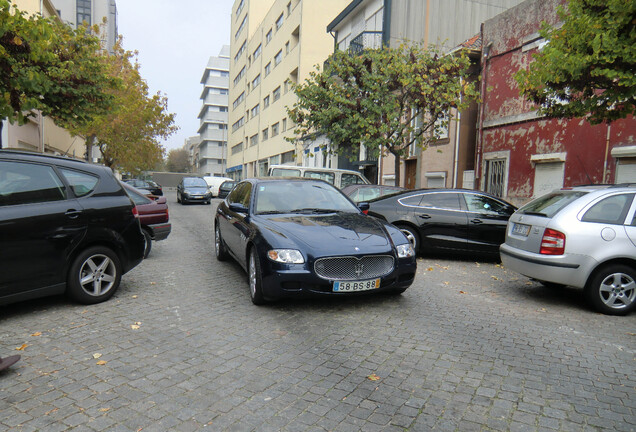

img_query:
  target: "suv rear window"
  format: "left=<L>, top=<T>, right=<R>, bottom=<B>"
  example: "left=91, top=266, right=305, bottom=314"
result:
left=518, top=191, right=588, bottom=218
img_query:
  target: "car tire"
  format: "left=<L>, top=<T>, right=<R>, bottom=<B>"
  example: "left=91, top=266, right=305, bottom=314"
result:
left=177, top=193, right=181, bottom=204
left=585, top=264, right=636, bottom=316
left=248, top=247, right=266, bottom=305
left=215, top=224, right=229, bottom=261
left=142, top=229, right=152, bottom=258
left=67, top=246, right=122, bottom=304
left=396, top=224, right=419, bottom=253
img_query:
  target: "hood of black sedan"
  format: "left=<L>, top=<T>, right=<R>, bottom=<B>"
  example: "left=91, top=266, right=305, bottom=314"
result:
left=259, top=212, right=391, bottom=254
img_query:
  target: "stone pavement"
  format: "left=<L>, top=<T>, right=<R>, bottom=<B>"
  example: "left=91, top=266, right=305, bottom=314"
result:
left=1, top=193, right=635, bottom=431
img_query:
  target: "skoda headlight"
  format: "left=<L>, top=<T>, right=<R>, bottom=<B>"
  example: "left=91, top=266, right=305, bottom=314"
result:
left=396, top=243, right=415, bottom=258
left=268, top=249, right=305, bottom=264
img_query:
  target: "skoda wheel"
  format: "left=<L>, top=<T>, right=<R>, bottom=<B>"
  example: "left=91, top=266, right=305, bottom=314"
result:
left=585, top=264, right=636, bottom=316
left=67, top=246, right=122, bottom=304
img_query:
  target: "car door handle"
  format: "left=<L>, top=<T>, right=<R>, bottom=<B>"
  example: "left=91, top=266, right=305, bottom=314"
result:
left=470, top=218, right=483, bottom=224
left=65, top=209, right=82, bottom=219
left=418, top=214, right=431, bottom=219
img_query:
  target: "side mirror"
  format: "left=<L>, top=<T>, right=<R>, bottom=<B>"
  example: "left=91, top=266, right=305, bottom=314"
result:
left=229, top=203, right=249, bottom=214
left=358, top=202, right=370, bottom=214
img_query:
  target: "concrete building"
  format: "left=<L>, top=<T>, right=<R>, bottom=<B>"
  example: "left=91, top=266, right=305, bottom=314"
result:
left=54, top=0, right=118, bottom=53
left=227, top=0, right=351, bottom=180
left=185, top=136, right=202, bottom=173
left=1, top=0, right=88, bottom=158
left=197, top=46, right=230, bottom=177
left=326, top=0, right=524, bottom=188
left=478, top=0, right=636, bottom=206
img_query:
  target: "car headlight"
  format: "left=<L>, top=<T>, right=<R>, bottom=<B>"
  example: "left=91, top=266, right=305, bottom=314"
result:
left=267, top=249, right=305, bottom=264
left=396, top=243, right=415, bottom=258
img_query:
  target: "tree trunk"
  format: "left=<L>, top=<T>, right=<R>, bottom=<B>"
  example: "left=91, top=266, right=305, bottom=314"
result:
left=393, top=150, right=401, bottom=187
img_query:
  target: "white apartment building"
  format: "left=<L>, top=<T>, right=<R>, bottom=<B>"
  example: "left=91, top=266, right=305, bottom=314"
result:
left=54, top=0, right=118, bottom=53
left=197, top=46, right=230, bottom=177
left=227, top=0, right=351, bottom=180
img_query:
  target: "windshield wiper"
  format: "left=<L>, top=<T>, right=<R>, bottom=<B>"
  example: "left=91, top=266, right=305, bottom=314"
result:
left=290, top=208, right=339, bottom=214
left=257, top=210, right=283, bottom=215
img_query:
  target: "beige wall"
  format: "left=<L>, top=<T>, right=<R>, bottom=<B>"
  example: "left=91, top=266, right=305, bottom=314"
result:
left=228, top=0, right=349, bottom=178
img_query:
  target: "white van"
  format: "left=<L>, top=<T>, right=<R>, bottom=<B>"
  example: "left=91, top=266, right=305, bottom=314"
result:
left=267, top=165, right=370, bottom=189
left=203, top=176, right=233, bottom=197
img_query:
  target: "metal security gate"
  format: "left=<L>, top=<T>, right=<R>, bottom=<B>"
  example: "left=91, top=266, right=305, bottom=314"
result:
left=485, top=159, right=506, bottom=197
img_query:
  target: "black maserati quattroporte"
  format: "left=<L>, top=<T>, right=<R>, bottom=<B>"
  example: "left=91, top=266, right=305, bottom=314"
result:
left=214, top=178, right=417, bottom=304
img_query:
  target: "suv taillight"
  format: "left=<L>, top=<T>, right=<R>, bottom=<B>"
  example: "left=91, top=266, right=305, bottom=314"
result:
left=132, top=206, right=139, bottom=219
left=540, top=228, right=565, bottom=255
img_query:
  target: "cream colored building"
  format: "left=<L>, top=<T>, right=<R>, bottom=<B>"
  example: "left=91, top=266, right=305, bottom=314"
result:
left=2, top=0, right=87, bottom=157
left=227, top=0, right=350, bottom=180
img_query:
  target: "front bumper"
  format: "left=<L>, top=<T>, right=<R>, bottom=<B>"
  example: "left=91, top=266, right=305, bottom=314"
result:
left=259, top=257, right=417, bottom=300
left=500, top=243, right=595, bottom=288
left=148, top=223, right=171, bottom=241
left=183, top=194, right=210, bottom=203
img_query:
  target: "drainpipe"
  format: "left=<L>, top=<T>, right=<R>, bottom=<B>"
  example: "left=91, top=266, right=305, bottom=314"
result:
left=452, top=79, right=462, bottom=188
left=602, top=124, right=611, bottom=183
left=476, top=28, right=492, bottom=191
left=382, top=0, right=392, bottom=47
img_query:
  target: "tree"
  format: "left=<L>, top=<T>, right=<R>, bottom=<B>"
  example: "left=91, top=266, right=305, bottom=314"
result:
left=516, top=0, right=636, bottom=124
left=287, top=44, right=478, bottom=184
left=70, top=33, right=177, bottom=174
left=0, top=1, right=116, bottom=147
left=166, top=148, right=190, bottom=173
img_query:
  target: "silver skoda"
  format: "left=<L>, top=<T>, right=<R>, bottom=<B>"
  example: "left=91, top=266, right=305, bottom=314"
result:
left=500, top=185, right=636, bottom=315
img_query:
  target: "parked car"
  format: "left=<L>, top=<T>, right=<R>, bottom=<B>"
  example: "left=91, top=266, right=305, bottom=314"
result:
left=366, top=189, right=517, bottom=256
left=500, top=185, right=636, bottom=315
left=121, top=182, right=171, bottom=258
left=123, top=178, right=163, bottom=196
left=203, top=176, right=233, bottom=197
left=214, top=178, right=417, bottom=304
left=0, top=150, right=145, bottom=306
left=177, top=176, right=212, bottom=204
left=342, top=184, right=405, bottom=203
left=217, top=180, right=237, bottom=199
left=268, top=165, right=370, bottom=189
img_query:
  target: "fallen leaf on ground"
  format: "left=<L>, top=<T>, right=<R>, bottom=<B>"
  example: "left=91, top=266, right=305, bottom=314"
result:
left=96, top=360, right=107, bottom=365
left=15, top=344, right=28, bottom=351
left=491, top=276, right=499, bottom=280
left=150, top=282, right=156, bottom=285
left=132, top=295, right=138, bottom=299
left=459, top=291, right=467, bottom=294
left=99, top=408, right=110, bottom=413
left=31, top=332, right=42, bottom=337
left=131, top=324, right=140, bottom=330
left=443, top=281, right=449, bottom=285
left=427, top=267, right=434, bottom=271
left=367, top=374, right=381, bottom=381
left=93, top=353, right=102, bottom=359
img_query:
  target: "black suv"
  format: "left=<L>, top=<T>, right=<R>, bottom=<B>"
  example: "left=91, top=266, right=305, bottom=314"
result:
left=0, top=150, right=145, bottom=306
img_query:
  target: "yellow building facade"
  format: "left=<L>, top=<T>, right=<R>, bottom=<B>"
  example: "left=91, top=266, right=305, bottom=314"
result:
left=227, top=0, right=350, bottom=179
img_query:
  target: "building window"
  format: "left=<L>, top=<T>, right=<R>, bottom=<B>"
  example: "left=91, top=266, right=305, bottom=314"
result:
left=264, top=62, right=271, bottom=76
left=281, top=150, right=295, bottom=164
left=235, top=14, right=247, bottom=40
left=234, top=41, right=246, bottom=63
left=232, top=92, right=245, bottom=110
left=275, top=13, right=284, bottom=31
left=273, top=86, right=281, bottom=102
left=285, top=41, right=290, bottom=54
left=251, top=74, right=261, bottom=89
left=284, top=79, right=291, bottom=94
left=231, top=142, right=243, bottom=155
left=274, top=50, right=283, bottom=66
left=262, top=128, right=269, bottom=141
left=253, top=44, right=262, bottom=60
left=250, top=103, right=260, bottom=118
left=232, top=117, right=245, bottom=132
left=287, top=1, right=292, bottom=16
left=235, top=0, right=245, bottom=17
left=263, top=95, right=270, bottom=109
left=484, top=154, right=508, bottom=198
left=250, top=134, right=259, bottom=147
left=76, top=0, right=91, bottom=25
left=272, top=122, right=279, bottom=137
left=233, top=66, right=245, bottom=87
left=282, top=118, right=287, bottom=131
left=266, top=29, right=273, bottom=44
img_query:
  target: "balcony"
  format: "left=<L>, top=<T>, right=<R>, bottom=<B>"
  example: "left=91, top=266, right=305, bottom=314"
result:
left=348, top=31, right=383, bottom=55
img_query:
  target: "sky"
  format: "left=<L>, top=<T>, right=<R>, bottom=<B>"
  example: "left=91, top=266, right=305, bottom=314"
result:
left=116, top=0, right=234, bottom=152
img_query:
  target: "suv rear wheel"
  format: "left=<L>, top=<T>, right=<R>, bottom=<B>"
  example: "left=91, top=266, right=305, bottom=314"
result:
left=585, top=264, right=636, bottom=316
left=67, top=246, right=122, bottom=304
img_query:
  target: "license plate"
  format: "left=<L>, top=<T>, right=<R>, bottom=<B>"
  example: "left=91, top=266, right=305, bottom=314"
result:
left=333, top=278, right=380, bottom=292
left=512, top=223, right=530, bottom=236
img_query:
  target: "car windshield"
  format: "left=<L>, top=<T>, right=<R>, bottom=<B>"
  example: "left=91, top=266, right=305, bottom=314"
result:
left=518, top=191, right=588, bottom=218
left=221, top=181, right=236, bottom=189
left=254, top=181, right=358, bottom=214
left=184, top=178, right=207, bottom=187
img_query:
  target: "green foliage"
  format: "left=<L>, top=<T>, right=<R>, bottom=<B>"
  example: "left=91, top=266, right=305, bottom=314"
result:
left=0, top=1, right=116, bottom=128
left=287, top=43, right=478, bottom=183
left=166, top=148, right=190, bottom=173
left=516, top=0, right=636, bottom=124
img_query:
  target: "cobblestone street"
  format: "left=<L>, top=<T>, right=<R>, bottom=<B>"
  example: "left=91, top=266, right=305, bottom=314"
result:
left=1, top=193, right=635, bottom=431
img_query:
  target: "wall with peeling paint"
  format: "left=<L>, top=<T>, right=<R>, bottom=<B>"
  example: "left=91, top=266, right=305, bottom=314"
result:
left=478, top=0, right=636, bottom=206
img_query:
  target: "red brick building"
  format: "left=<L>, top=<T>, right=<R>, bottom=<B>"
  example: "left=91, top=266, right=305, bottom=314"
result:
left=476, top=0, right=636, bottom=206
